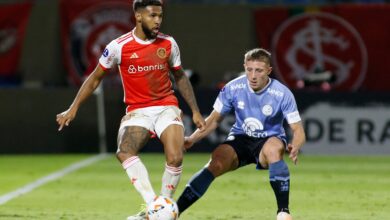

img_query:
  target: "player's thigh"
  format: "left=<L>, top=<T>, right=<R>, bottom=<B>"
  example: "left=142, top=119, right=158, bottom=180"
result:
left=156, top=106, right=184, bottom=165
left=259, top=136, right=285, bottom=168
left=117, top=126, right=151, bottom=154
left=208, top=144, right=239, bottom=177
left=117, top=112, right=153, bottom=156
left=155, top=106, right=184, bottom=139
left=160, top=124, right=184, bottom=166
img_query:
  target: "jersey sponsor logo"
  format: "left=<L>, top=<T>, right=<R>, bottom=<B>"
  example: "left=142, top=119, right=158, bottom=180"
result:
left=272, top=12, right=367, bottom=91
left=157, top=47, right=167, bottom=59
left=230, top=83, right=246, bottom=91
left=127, top=63, right=166, bottom=74
left=262, top=105, right=273, bottom=116
left=242, top=117, right=268, bottom=138
left=130, top=52, right=139, bottom=59
left=267, top=88, right=284, bottom=97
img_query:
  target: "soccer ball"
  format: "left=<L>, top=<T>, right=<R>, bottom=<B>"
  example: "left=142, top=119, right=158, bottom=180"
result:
left=276, top=212, right=293, bottom=220
left=147, top=196, right=179, bottom=220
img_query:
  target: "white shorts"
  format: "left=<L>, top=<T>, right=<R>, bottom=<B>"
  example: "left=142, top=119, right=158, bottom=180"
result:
left=119, top=105, right=184, bottom=139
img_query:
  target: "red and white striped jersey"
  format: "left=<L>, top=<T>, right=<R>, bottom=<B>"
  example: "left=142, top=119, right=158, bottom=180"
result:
left=99, top=29, right=182, bottom=113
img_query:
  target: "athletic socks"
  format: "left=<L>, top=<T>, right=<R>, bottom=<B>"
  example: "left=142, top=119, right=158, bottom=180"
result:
left=269, top=160, right=290, bottom=214
left=177, top=168, right=215, bottom=213
left=160, top=163, right=183, bottom=198
left=122, top=156, right=156, bottom=204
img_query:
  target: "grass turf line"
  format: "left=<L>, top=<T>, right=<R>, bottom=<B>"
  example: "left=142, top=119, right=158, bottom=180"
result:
left=0, top=154, right=389, bottom=219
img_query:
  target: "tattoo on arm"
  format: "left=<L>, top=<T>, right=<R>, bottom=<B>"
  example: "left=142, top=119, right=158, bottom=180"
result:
left=173, top=69, right=200, bottom=112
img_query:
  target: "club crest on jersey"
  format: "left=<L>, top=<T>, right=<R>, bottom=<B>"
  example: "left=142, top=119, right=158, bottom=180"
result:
left=157, top=48, right=167, bottom=59
left=262, top=105, right=273, bottom=116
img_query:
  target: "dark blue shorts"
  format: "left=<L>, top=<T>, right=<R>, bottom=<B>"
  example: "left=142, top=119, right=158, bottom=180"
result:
left=222, top=134, right=285, bottom=170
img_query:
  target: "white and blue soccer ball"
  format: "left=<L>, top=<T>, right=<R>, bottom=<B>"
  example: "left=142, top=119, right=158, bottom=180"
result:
left=147, top=196, right=178, bottom=220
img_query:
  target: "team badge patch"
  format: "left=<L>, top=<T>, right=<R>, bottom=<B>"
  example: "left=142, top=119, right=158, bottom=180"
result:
left=157, top=48, right=167, bottom=59
left=262, top=105, right=273, bottom=116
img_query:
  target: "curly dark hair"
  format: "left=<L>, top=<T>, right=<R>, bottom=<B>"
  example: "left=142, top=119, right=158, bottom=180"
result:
left=133, top=0, right=163, bottom=12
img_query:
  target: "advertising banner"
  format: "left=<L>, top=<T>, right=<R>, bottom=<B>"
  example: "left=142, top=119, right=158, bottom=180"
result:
left=0, top=2, right=32, bottom=81
left=254, top=4, right=390, bottom=91
left=301, top=103, right=390, bottom=154
left=60, top=0, right=134, bottom=86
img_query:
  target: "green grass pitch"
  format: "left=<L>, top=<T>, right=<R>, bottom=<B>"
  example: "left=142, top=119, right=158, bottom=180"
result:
left=0, top=154, right=389, bottom=219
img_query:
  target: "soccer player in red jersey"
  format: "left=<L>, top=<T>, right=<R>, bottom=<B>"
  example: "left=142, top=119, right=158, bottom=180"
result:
left=56, top=1, right=205, bottom=219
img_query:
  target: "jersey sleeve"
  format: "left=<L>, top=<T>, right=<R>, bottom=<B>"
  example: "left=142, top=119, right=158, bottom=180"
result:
left=99, top=40, right=120, bottom=70
left=168, top=37, right=182, bottom=71
left=281, top=90, right=301, bottom=124
left=213, top=86, right=234, bottom=116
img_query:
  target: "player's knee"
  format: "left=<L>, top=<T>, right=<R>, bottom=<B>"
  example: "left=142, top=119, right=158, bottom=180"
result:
left=165, top=153, right=183, bottom=167
left=208, top=159, right=226, bottom=177
left=262, top=147, right=284, bottom=165
left=116, top=150, right=136, bottom=162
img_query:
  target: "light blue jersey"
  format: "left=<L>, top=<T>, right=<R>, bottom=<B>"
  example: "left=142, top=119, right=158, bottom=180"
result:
left=213, top=75, right=301, bottom=142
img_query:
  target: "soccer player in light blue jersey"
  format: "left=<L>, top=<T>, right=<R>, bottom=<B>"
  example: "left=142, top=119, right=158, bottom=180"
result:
left=176, top=48, right=306, bottom=220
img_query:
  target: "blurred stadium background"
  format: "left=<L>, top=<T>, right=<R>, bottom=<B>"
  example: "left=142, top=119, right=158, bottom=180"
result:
left=1, top=0, right=389, bottom=219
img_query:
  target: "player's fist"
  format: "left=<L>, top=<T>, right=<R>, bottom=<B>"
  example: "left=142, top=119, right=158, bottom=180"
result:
left=56, top=108, right=77, bottom=131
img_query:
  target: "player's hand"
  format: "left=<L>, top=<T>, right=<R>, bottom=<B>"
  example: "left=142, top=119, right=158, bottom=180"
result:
left=287, top=143, right=299, bottom=165
left=56, top=108, right=77, bottom=131
left=192, top=111, right=206, bottom=131
left=183, top=136, right=194, bottom=151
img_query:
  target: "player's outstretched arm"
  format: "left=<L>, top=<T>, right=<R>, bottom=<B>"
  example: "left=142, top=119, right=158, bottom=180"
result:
left=185, top=110, right=223, bottom=150
left=56, top=65, right=106, bottom=131
left=287, top=121, right=306, bottom=164
left=172, top=69, right=205, bottom=130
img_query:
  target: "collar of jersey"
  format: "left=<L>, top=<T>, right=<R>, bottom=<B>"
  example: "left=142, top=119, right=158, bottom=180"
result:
left=132, top=28, right=156, bottom=45
left=247, top=78, right=271, bottom=94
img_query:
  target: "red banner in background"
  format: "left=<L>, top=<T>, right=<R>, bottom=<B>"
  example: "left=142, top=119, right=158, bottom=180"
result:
left=60, top=0, right=134, bottom=86
left=254, top=4, right=390, bottom=92
left=0, top=2, right=32, bottom=78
